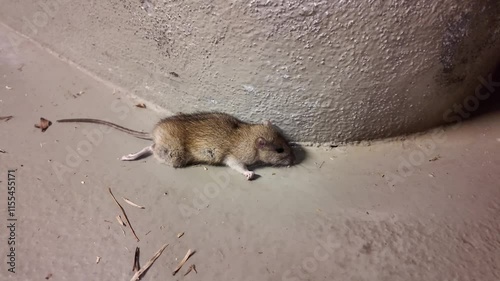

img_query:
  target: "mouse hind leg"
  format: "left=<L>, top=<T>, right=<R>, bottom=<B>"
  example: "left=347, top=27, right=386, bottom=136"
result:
left=152, top=143, right=189, bottom=168
left=121, top=144, right=154, bottom=161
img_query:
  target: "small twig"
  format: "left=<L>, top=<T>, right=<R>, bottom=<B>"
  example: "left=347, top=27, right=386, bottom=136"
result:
left=123, top=197, right=145, bottom=209
left=0, top=116, right=13, bottom=122
left=116, top=215, right=126, bottom=226
left=130, top=244, right=169, bottom=281
left=133, top=247, right=140, bottom=272
left=184, top=264, right=197, bottom=276
left=429, top=155, right=441, bottom=162
left=173, top=249, right=195, bottom=276
left=108, top=188, right=140, bottom=242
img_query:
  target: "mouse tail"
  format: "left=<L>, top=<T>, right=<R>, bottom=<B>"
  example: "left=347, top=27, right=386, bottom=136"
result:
left=56, top=118, right=153, bottom=140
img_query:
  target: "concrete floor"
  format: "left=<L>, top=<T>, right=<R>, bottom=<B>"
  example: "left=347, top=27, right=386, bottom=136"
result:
left=1, top=23, right=500, bottom=281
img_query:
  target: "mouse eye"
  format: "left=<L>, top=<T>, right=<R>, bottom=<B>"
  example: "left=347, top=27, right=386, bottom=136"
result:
left=276, top=147, right=284, bottom=153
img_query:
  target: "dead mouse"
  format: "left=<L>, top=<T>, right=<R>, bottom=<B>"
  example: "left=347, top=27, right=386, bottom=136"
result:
left=57, top=112, right=295, bottom=180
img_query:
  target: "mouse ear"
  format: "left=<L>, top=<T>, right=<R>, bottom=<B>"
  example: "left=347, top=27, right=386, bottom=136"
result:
left=263, top=120, right=272, bottom=126
left=255, top=137, right=267, bottom=149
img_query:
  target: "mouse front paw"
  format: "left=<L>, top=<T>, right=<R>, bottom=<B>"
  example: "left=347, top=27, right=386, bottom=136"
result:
left=244, top=171, right=255, bottom=180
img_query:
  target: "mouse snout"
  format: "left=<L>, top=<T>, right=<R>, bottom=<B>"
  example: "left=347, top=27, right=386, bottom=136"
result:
left=279, top=149, right=295, bottom=166
left=286, top=153, right=295, bottom=165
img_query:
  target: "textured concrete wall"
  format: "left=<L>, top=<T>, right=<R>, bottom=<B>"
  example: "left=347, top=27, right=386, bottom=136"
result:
left=1, top=0, right=500, bottom=144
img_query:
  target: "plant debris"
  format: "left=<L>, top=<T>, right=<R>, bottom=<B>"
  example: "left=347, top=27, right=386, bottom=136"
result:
left=135, top=103, right=146, bottom=108
left=108, top=188, right=140, bottom=242
left=5, top=85, right=12, bottom=90
left=45, top=273, right=53, bottom=280
left=133, top=247, right=140, bottom=272
left=173, top=249, right=195, bottom=276
left=130, top=244, right=169, bottom=281
left=123, top=197, right=145, bottom=209
left=34, top=117, right=52, bottom=132
left=0, top=115, right=13, bottom=122
left=315, top=161, right=325, bottom=169
left=0, top=149, right=5, bottom=153
left=184, top=264, right=197, bottom=276
left=177, top=232, right=184, bottom=238
left=71, top=90, right=85, bottom=98
left=116, top=215, right=126, bottom=226
left=96, top=256, right=101, bottom=264
left=429, top=155, right=441, bottom=162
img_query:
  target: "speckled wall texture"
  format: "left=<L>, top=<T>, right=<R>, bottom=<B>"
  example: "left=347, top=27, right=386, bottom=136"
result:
left=1, top=0, right=499, bottom=143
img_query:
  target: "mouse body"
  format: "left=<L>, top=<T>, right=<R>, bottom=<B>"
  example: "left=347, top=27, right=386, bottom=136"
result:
left=57, top=112, right=295, bottom=180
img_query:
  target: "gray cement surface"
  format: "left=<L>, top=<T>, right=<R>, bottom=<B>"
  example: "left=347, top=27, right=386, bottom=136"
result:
left=1, top=23, right=500, bottom=281
left=1, top=1, right=499, bottom=143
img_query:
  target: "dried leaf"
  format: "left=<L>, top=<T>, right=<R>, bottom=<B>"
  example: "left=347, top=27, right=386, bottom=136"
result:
left=122, top=197, right=145, bottom=209
left=135, top=103, right=146, bottom=108
left=34, top=117, right=52, bottom=132
left=173, top=249, right=195, bottom=276
left=130, top=244, right=169, bottom=281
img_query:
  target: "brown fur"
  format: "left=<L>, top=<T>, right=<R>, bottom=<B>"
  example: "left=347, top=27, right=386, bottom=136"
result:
left=58, top=112, right=295, bottom=180
left=151, top=112, right=294, bottom=167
